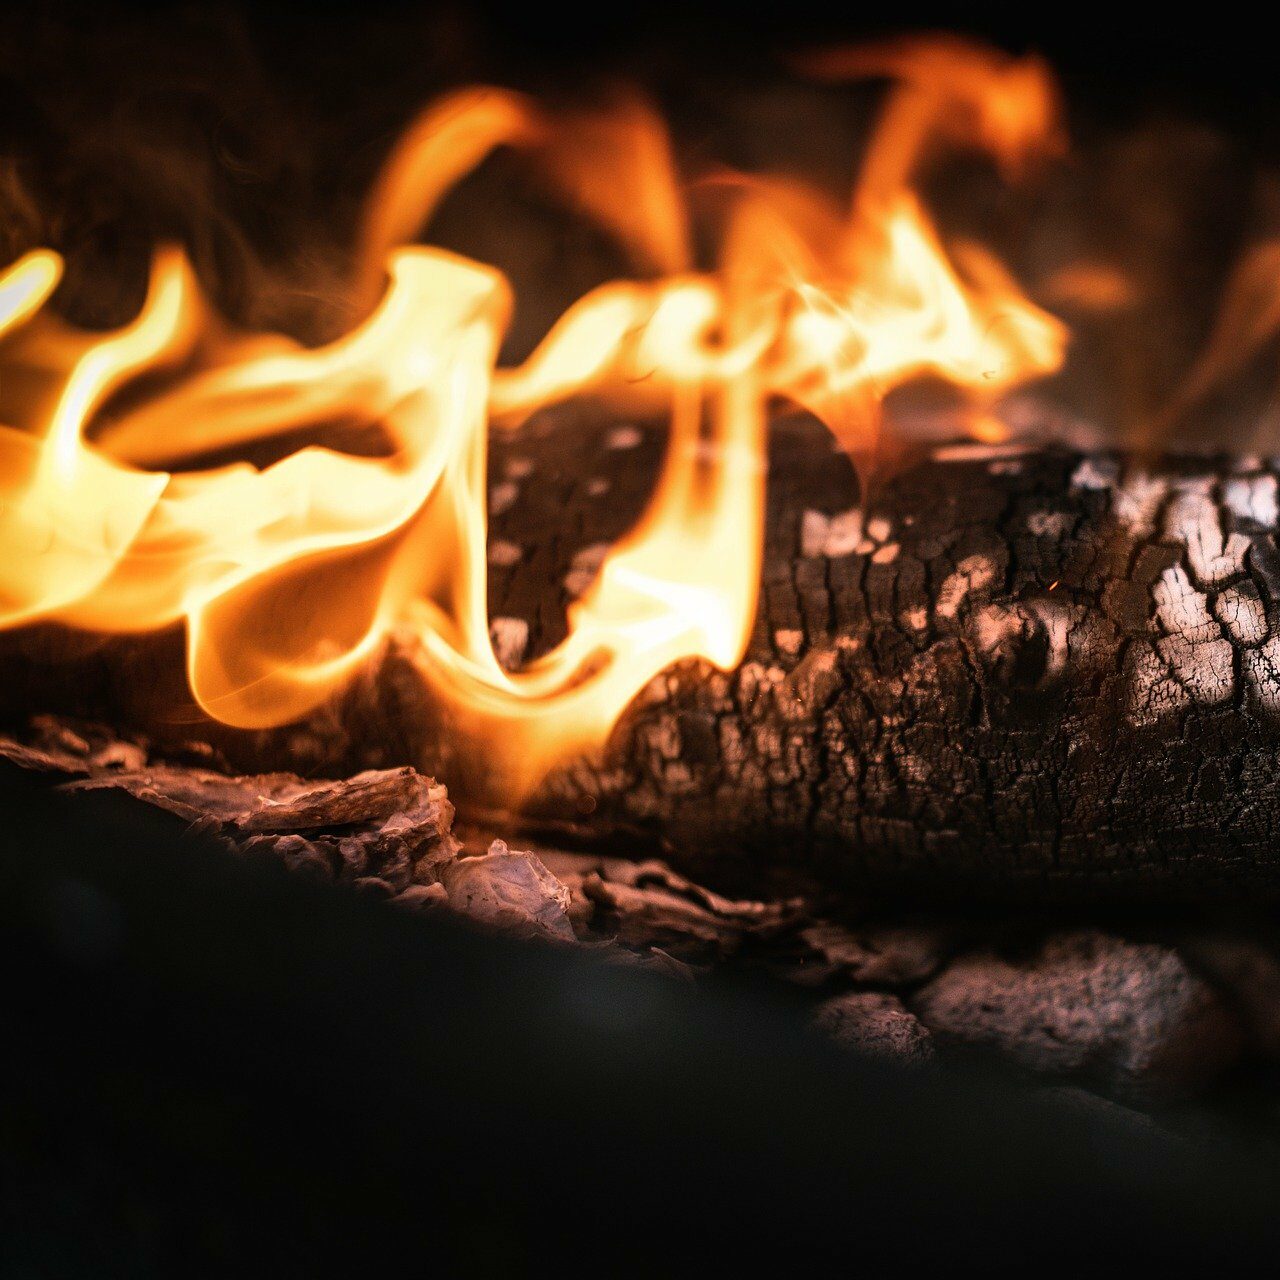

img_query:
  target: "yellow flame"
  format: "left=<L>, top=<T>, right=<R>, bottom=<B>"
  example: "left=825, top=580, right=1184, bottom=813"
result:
left=0, top=38, right=1067, bottom=791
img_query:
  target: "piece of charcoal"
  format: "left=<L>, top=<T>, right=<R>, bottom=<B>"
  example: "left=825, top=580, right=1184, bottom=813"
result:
left=911, top=930, right=1243, bottom=1099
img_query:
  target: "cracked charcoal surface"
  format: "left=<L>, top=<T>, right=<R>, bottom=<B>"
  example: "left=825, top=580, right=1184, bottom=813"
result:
left=462, top=408, right=1280, bottom=902
left=13, top=405, right=1280, bottom=901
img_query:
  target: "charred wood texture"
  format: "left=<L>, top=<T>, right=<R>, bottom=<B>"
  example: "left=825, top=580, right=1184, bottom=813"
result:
left=468, top=408, right=1280, bottom=903
left=8, top=409, right=1280, bottom=902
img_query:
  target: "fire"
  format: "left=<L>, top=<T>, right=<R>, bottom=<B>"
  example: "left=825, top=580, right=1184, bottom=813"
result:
left=0, top=38, right=1066, bottom=791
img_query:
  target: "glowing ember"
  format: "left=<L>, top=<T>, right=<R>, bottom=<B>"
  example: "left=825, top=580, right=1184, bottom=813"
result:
left=0, top=37, right=1067, bottom=790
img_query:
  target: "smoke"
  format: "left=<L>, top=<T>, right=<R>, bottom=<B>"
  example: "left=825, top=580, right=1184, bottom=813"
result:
left=4, top=5, right=1280, bottom=451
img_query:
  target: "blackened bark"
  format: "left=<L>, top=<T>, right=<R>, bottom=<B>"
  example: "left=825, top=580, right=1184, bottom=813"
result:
left=455, top=408, right=1280, bottom=903
left=7, top=407, right=1280, bottom=902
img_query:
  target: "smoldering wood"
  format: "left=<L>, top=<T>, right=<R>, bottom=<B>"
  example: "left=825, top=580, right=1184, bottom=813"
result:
left=10, top=406, right=1280, bottom=902
left=353, top=408, right=1280, bottom=904
left=0, top=717, right=461, bottom=892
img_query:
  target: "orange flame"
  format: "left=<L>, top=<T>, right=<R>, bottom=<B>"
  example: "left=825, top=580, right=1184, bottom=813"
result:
left=0, top=39, right=1066, bottom=791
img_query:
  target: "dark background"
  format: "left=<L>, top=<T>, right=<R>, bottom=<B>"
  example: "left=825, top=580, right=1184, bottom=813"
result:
left=18, top=1, right=1272, bottom=125
left=5, top=0, right=1276, bottom=444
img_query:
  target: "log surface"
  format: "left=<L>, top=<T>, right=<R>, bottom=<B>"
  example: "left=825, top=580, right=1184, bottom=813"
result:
left=454, top=409, right=1280, bottom=901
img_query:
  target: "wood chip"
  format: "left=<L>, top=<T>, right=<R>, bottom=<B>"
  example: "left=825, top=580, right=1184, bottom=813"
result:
left=439, top=841, right=575, bottom=942
left=799, top=919, right=946, bottom=986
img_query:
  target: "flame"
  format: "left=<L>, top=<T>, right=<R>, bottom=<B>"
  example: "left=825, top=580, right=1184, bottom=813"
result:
left=0, top=39, right=1066, bottom=791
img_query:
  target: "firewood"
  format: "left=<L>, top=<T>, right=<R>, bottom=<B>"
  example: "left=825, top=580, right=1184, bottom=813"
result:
left=0, top=715, right=805, bottom=958
left=5, top=712, right=1272, bottom=1099
left=0, top=717, right=461, bottom=891
left=8, top=407, right=1280, bottom=901
left=402, top=408, right=1280, bottom=904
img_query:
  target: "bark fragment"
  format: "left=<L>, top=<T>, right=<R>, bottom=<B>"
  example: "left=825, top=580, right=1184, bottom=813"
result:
left=439, top=842, right=575, bottom=942
left=6, top=715, right=1270, bottom=1105
left=799, top=919, right=946, bottom=986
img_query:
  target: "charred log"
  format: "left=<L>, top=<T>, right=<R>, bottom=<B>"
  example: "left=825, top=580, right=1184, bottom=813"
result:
left=467, top=408, right=1280, bottom=903
left=8, top=408, right=1280, bottom=901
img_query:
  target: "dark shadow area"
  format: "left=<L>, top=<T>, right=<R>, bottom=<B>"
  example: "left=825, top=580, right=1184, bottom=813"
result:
left=4, top=761, right=1280, bottom=1274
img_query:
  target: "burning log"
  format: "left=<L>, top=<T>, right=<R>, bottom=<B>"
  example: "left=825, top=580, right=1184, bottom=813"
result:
left=10, top=408, right=1280, bottom=903
left=8, top=407, right=1280, bottom=904
left=406, top=410, right=1280, bottom=904
left=4, top=38, right=1280, bottom=905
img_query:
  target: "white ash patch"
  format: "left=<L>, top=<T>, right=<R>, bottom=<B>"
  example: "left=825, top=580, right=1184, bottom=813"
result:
left=637, top=673, right=674, bottom=706
left=1068, top=461, right=1168, bottom=536
left=1223, top=474, right=1279, bottom=527
left=1244, top=637, right=1280, bottom=712
left=935, top=555, right=997, bottom=620
left=901, top=606, right=928, bottom=631
left=737, top=660, right=787, bottom=709
left=774, top=628, right=803, bottom=657
left=1127, top=644, right=1192, bottom=727
left=1068, top=459, right=1170, bottom=538
left=642, top=713, right=683, bottom=761
left=1163, top=487, right=1250, bottom=587
left=782, top=647, right=841, bottom=711
left=1070, top=456, right=1119, bottom=491
left=1155, top=633, right=1235, bottom=706
left=489, top=616, right=529, bottom=669
left=1026, top=510, right=1074, bottom=539
left=489, top=480, right=519, bottom=517
left=563, top=542, right=610, bottom=597
left=1146, top=561, right=1234, bottom=706
left=800, top=507, right=863, bottom=558
left=1127, top=552, right=1264, bottom=726
left=606, top=424, right=643, bottom=450
left=871, top=542, right=899, bottom=565
left=1025, top=598, right=1081, bottom=677
left=1214, top=585, right=1269, bottom=646
left=587, top=478, right=611, bottom=497
left=1110, top=471, right=1168, bottom=539
left=866, top=516, right=892, bottom=543
left=1153, top=565, right=1218, bottom=642
left=968, top=603, right=1024, bottom=659
left=487, top=539, right=522, bottom=567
